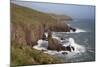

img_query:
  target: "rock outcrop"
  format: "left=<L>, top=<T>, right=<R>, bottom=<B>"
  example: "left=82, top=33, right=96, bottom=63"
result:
left=48, top=38, right=62, bottom=51
left=47, top=30, right=75, bottom=52
left=48, top=37, right=75, bottom=52
left=69, top=27, right=76, bottom=32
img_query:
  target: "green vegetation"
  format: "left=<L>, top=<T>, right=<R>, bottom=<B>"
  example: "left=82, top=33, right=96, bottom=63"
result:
left=11, top=41, right=62, bottom=66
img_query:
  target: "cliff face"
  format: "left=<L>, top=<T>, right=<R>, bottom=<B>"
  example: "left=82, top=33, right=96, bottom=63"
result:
left=11, top=4, right=47, bottom=46
left=11, top=3, right=72, bottom=66
left=11, top=3, right=71, bottom=46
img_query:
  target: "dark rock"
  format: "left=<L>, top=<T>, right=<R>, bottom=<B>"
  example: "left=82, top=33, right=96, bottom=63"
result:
left=48, top=37, right=73, bottom=51
left=70, top=27, right=76, bottom=32
left=71, top=46, right=75, bottom=51
left=62, top=52, right=68, bottom=55
left=66, top=46, right=71, bottom=52
left=61, top=46, right=67, bottom=50
left=61, top=37, right=64, bottom=40
left=47, top=30, right=75, bottom=52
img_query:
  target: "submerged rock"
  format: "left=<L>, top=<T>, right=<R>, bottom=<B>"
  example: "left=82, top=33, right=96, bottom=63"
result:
left=69, top=27, right=76, bottom=32
left=71, top=46, right=75, bottom=51
left=61, top=37, right=65, bottom=40
left=62, top=52, right=68, bottom=55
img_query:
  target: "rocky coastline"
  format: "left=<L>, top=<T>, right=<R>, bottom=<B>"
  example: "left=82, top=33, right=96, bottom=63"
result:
left=11, top=3, right=76, bottom=66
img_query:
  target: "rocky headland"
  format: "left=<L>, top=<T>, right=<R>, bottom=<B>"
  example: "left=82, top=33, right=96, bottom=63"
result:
left=11, top=3, right=76, bottom=66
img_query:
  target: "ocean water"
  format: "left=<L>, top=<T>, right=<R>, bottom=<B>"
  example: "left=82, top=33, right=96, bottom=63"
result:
left=53, top=19, right=95, bottom=62
left=33, top=19, right=95, bottom=63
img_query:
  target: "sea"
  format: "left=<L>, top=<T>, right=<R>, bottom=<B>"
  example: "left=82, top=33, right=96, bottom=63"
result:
left=33, top=19, right=95, bottom=63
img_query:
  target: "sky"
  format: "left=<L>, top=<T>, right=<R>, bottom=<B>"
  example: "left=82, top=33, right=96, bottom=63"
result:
left=11, top=1, right=95, bottom=19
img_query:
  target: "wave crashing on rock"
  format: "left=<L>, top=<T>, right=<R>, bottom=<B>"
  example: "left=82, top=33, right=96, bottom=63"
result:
left=33, top=32, right=86, bottom=59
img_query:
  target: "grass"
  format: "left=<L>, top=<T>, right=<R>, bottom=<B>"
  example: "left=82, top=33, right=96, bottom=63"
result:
left=11, top=41, right=63, bottom=66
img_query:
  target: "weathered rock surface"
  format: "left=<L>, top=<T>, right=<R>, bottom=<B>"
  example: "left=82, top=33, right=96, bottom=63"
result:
left=48, top=37, right=75, bottom=52
left=47, top=30, right=75, bottom=51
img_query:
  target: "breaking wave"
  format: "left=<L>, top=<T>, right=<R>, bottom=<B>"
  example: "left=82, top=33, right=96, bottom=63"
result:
left=33, top=32, right=86, bottom=60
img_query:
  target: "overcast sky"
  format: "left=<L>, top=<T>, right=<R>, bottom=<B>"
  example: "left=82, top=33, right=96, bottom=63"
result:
left=11, top=1, right=95, bottom=19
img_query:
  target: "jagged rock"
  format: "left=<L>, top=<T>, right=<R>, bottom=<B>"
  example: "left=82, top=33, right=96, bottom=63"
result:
left=47, top=30, right=75, bottom=51
left=70, top=27, right=76, bottom=32
left=66, top=46, right=72, bottom=52
left=48, top=38, right=62, bottom=51
left=65, top=46, right=75, bottom=52
left=71, top=46, right=75, bottom=51
left=47, top=30, right=62, bottom=51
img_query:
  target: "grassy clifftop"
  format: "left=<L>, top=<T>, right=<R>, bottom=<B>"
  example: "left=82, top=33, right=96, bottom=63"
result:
left=11, top=3, right=70, bottom=66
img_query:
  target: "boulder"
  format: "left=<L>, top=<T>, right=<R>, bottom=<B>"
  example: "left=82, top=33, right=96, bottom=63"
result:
left=47, top=30, right=74, bottom=51
left=69, top=27, right=76, bottom=32
left=66, top=46, right=72, bottom=52
left=48, top=37, right=62, bottom=51
left=47, top=30, right=62, bottom=51
left=47, top=37, right=76, bottom=52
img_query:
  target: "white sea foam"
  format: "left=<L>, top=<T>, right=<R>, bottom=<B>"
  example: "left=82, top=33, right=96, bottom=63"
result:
left=52, top=28, right=86, bottom=35
left=44, top=32, right=48, bottom=38
left=68, top=28, right=86, bottom=33
left=52, top=34, right=61, bottom=41
left=67, top=22, right=86, bottom=33
left=68, top=38, right=86, bottom=53
left=75, top=28, right=86, bottom=33
left=33, top=29, right=86, bottom=58
left=44, top=50, right=59, bottom=55
left=33, top=39, right=48, bottom=50
left=44, top=38, right=86, bottom=56
left=33, top=33, right=86, bottom=59
left=52, top=35, right=86, bottom=53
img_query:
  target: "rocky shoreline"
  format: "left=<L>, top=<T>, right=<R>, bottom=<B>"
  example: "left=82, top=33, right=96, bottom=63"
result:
left=11, top=3, right=76, bottom=66
left=11, top=3, right=76, bottom=50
